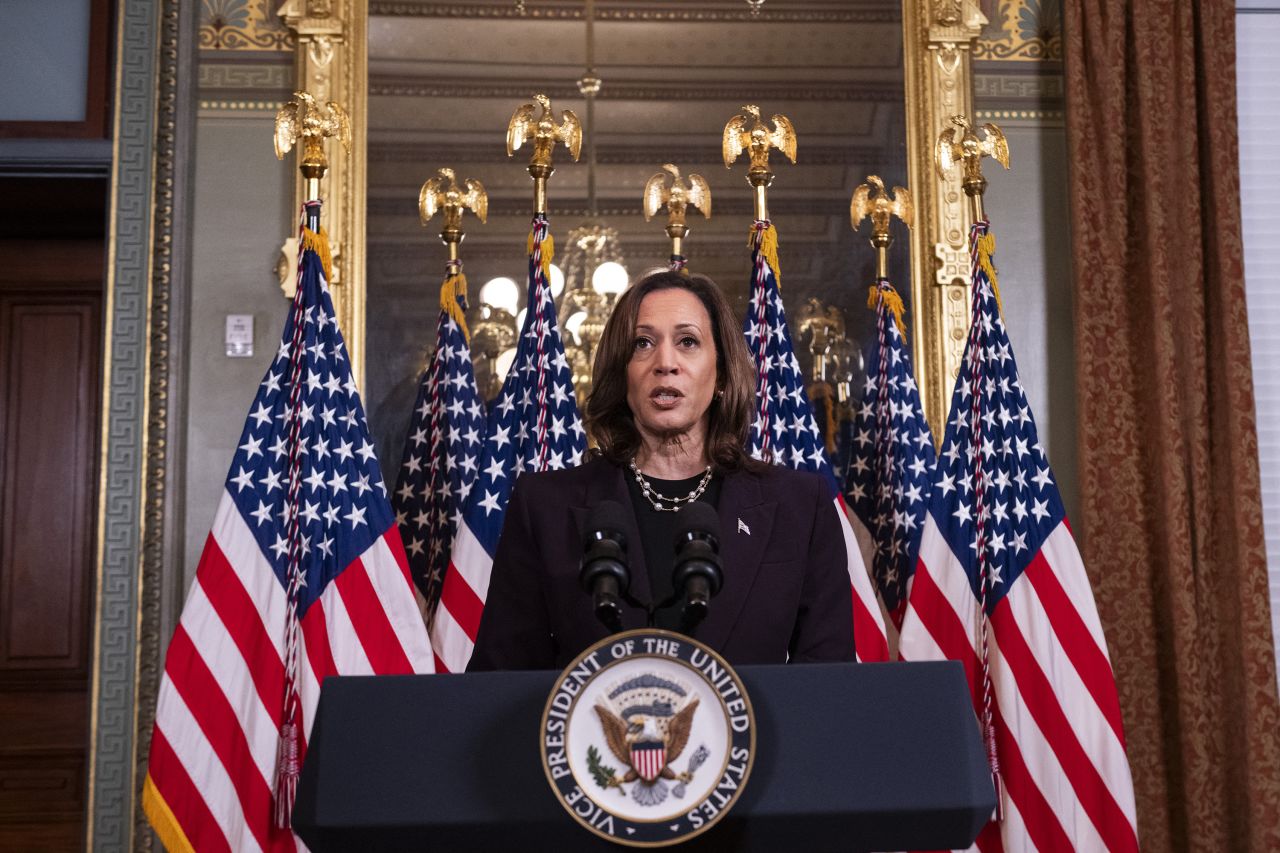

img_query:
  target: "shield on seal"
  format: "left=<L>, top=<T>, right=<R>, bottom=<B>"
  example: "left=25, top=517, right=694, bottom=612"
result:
left=630, top=741, right=666, bottom=783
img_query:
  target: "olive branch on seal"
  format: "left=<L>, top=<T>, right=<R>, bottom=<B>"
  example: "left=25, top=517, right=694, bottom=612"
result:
left=586, top=745, right=623, bottom=794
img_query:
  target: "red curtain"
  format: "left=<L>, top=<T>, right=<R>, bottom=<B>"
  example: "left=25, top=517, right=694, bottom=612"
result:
left=1063, top=2, right=1280, bottom=849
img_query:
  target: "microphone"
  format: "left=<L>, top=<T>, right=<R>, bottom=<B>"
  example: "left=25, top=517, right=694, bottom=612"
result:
left=579, top=500, right=631, bottom=633
left=672, top=502, right=723, bottom=632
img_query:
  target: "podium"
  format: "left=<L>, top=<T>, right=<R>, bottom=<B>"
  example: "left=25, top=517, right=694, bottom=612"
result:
left=293, top=661, right=995, bottom=851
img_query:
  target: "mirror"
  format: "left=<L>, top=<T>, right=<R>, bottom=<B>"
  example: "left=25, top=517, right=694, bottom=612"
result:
left=363, top=1, right=911, bottom=473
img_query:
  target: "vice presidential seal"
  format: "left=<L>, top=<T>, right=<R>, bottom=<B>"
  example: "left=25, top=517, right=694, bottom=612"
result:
left=540, top=629, right=755, bottom=847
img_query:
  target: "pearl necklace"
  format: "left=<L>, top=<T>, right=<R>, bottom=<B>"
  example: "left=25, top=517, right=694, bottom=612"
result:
left=628, top=460, right=713, bottom=513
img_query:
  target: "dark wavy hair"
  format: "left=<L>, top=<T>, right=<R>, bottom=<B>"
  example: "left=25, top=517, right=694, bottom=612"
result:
left=585, top=269, right=760, bottom=472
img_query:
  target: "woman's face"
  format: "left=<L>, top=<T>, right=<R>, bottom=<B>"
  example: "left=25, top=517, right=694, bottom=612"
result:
left=625, top=288, right=720, bottom=450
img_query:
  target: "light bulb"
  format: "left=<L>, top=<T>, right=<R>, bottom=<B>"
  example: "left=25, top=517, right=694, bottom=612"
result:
left=549, top=263, right=565, bottom=299
left=591, top=261, right=629, bottom=295
left=495, top=347, right=518, bottom=380
left=564, top=310, right=587, bottom=345
left=480, top=276, right=519, bottom=315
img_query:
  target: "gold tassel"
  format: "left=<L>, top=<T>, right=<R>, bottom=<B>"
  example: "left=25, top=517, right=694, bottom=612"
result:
left=440, top=271, right=471, bottom=343
left=527, top=229, right=555, bottom=283
left=746, top=223, right=782, bottom=286
left=300, top=226, right=333, bottom=286
left=866, top=284, right=908, bottom=341
left=977, top=230, right=1005, bottom=318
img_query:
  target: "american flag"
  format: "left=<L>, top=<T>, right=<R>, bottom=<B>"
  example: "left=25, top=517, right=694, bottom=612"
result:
left=898, top=221, right=1138, bottom=851
left=432, top=215, right=586, bottom=672
left=142, top=205, right=434, bottom=851
left=742, top=221, right=889, bottom=662
left=390, top=262, right=486, bottom=657
left=843, top=279, right=937, bottom=631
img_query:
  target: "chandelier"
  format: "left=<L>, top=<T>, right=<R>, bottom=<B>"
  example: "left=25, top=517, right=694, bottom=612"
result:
left=480, top=0, right=627, bottom=405
left=559, top=0, right=629, bottom=404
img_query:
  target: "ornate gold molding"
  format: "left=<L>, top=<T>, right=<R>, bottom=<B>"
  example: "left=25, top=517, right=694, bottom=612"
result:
left=904, top=0, right=986, bottom=438
left=279, top=0, right=367, bottom=388
left=199, top=0, right=294, bottom=50
left=973, top=0, right=1062, bottom=62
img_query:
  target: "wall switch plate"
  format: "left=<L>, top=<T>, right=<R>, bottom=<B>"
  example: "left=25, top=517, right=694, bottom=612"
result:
left=225, top=314, right=254, bottom=357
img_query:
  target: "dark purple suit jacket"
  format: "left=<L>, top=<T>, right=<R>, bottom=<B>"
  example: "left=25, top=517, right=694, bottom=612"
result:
left=467, top=456, right=855, bottom=670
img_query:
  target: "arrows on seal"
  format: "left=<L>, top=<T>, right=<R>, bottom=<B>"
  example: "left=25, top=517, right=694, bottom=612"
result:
left=672, top=744, right=710, bottom=799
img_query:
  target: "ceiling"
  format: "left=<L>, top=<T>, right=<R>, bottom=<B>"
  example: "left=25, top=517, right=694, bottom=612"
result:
left=363, top=0, right=910, bottom=453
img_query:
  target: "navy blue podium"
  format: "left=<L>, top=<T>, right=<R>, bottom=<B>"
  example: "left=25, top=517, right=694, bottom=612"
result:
left=293, top=661, right=995, bottom=851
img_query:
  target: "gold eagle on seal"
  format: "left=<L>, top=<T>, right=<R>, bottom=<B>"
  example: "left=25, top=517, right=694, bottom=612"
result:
left=594, top=676, right=700, bottom=807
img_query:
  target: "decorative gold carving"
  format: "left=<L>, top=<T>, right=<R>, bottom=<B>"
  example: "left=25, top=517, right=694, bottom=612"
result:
left=723, top=106, right=797, bottom=222
left=370, top=4, right=900, bottom=23
left=904, top=0, right=987, bottom=438
left=419, top=168, right=488, bottom=262
left=198, top=0, right=294, bottom=50
left=935, top=115, right=1009, bottom=222
left=199, top=99, right=286, bottom=111
left=506, top=94, right=582, bottom=214
left=279, top=0, right=367, bottom=387
left=935, top=242, right=970, bottom=287
left=275, top=92, right=351, bottom=185
left=643, top=164, right=711, bottom=260
left=974, top=0, right=1063, bottom=62
left=851, top=176, right=913, bottom=280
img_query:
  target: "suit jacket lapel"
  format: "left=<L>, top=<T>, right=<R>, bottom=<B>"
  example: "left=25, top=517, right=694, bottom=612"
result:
left=695, top=469, right=775, bottom=651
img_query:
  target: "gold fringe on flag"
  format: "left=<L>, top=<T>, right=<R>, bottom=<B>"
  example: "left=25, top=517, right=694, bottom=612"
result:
left=300, top=226, right=334, bottom=286
left=976, top=229, right=1005, bottom=318
left=746, top=223, right=782, bottom=286
left=440, top=272, right=471, bottom=342
left=142, top=775, right=197, bottom=853
left=866, top=284, right=908, bottom=341
left=527, top=228, right=556, bottom=283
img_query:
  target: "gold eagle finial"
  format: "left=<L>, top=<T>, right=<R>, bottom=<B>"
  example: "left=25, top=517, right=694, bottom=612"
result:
left=506, top=93, right=583, bottom=167
left=643, top=164, right=712, bottom=225
left=850, top=175, right=913, bottom=235
left=722, top=104, right=797, bottom=171
left=419, top=167, right=488, bottom=229
left=851, top=175, right=913, bottom=280
left=273, top=91, right=351, bottom=162
left=935, top=115, right=1009, bottom=219
left=274, top=91, right=351, bottom=199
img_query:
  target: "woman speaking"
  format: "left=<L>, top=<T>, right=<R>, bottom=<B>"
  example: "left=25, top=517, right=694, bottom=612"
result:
left=468, top=270, right=854, bottom=670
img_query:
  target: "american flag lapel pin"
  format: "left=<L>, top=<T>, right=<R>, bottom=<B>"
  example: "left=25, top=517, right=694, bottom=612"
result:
left=737, top=518, right=750, bottom=536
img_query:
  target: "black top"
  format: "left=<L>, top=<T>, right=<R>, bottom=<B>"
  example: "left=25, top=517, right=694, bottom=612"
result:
left=622, top=466, right=723, bottom=632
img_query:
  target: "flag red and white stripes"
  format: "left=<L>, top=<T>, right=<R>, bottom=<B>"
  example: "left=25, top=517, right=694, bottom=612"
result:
left=143, top=208, right=433, bottom=851
left=898, top=220, right=1137, bottom=851
left=431, top=215, right=585, bottom=673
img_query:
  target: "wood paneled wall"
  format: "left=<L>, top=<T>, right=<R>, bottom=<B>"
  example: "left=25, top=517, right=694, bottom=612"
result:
left=0, top=239, right=103, bottom=850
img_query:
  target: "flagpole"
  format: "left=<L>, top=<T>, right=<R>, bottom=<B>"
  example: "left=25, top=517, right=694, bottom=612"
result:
left=269, top=89, right=353, bottom=827
left=420, top=167, right=488, bottom=267
left=274, top=89, right=352, bottom=207
left=722, top=105, right=797, bottom=224
left=934, top=114, right=1009, bottom=225
left=935, top=115, right=1012, bottom=821
left=851, top=175, right=914, bottom=282
left=642, top=164, right=711, bottom=272
left=401, top=169, right=487, bottom=623
left=507, top=93, right=581, bottom=217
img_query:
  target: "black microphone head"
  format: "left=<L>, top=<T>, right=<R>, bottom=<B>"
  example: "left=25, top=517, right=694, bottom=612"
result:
left=584, top=499, right=630, bottom=549
left=673, top=500, right=719, bottom=549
